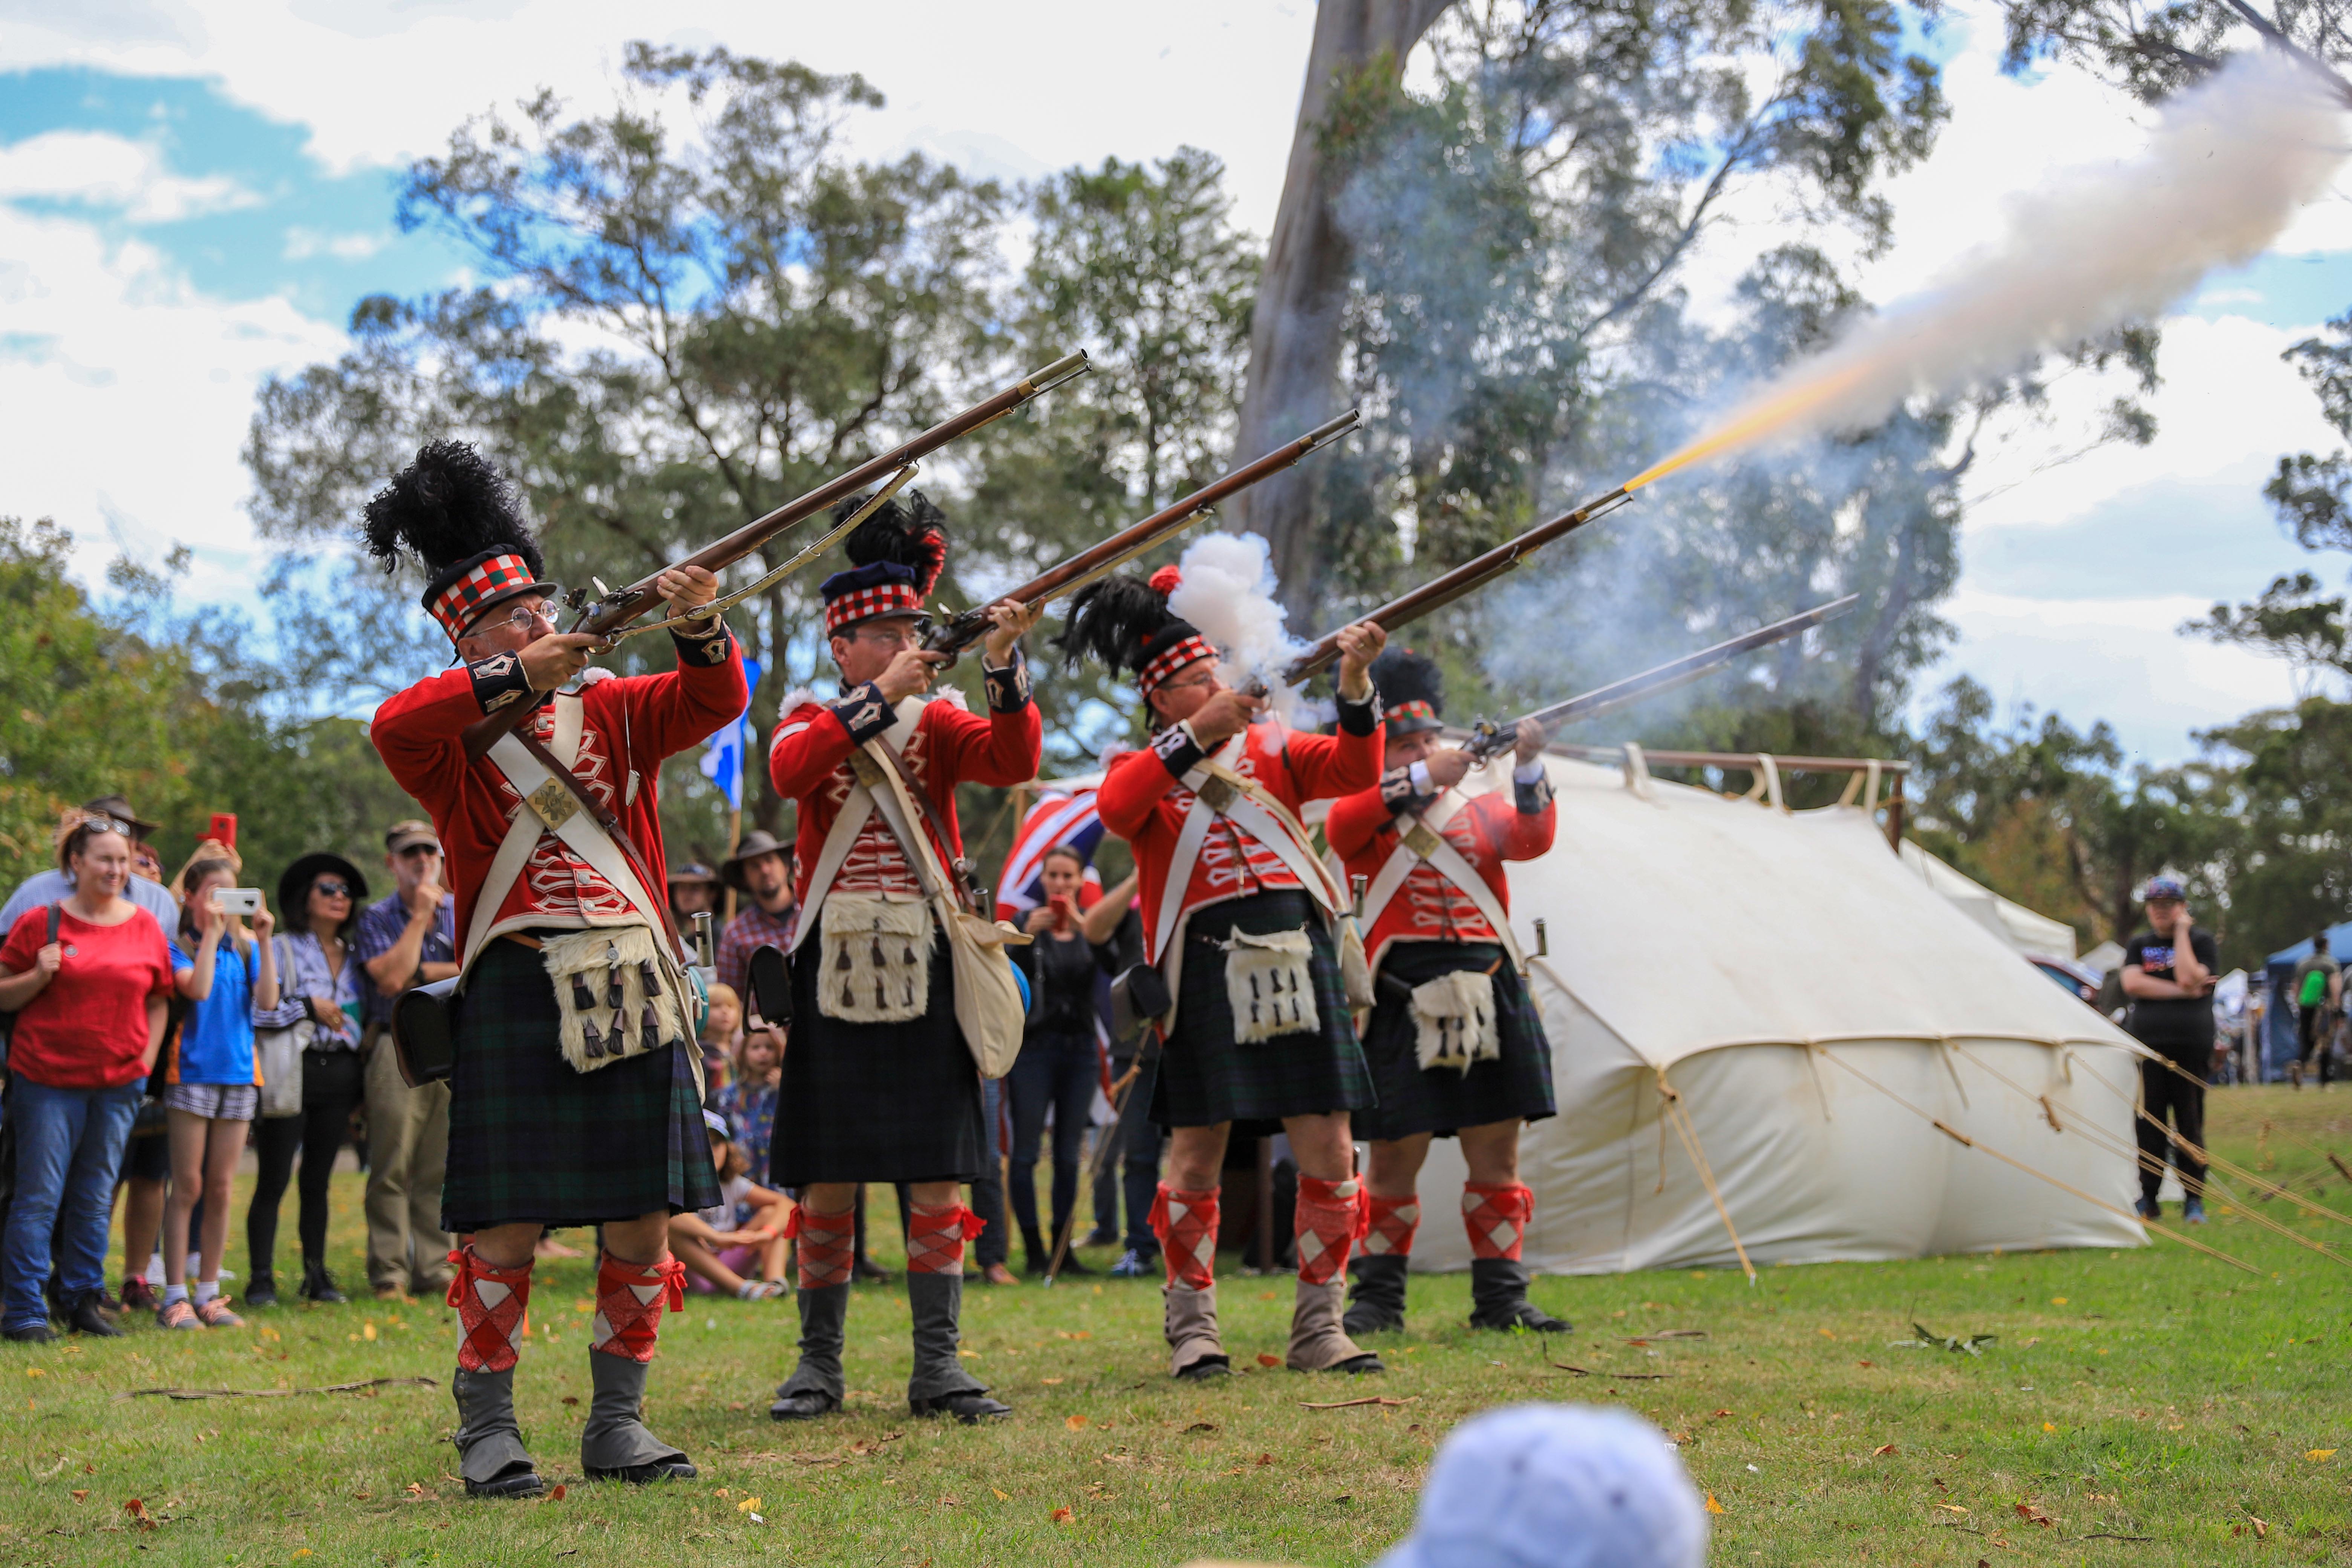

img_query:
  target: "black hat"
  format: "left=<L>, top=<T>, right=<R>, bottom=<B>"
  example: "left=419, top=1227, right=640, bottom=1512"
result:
left=721, top=830, right=794, bottom=892
left=81, top=793, right=161, bottom=839
left=819, top=490, right=948, bottom=634
left=668, top=862, right=721, bottom=889
left=1369, top=648, right=1445, bottom=735
left=1056, top=565, right=1217, bottom=697
left=277, top=852, right=369, bottom=932
left=361, top=441, right=559, bottom=644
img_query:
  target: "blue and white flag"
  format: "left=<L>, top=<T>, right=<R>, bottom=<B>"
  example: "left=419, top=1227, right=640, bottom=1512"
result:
left=698, top=657, right=761, bottom=809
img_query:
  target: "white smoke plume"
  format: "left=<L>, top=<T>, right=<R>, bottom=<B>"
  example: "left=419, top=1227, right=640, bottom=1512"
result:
left=1165, top=530, right=1311, bottom=715
left=1635, top=48, right=2351, bottom=484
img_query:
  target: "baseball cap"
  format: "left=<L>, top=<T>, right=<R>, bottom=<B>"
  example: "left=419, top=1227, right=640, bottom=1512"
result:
left=2141, top=874, right=2186, bottom=902
left=385, top=819, right=441, bottom=854
left=1371, top=1404, right=1708, bottom=1568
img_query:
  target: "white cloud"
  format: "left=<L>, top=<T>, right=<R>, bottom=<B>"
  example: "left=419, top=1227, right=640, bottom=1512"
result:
left=0, top=129, right=258, bottom=221
left=281, top=225, right=389, bottom=260
left=0, top=202, right=343, bottom=607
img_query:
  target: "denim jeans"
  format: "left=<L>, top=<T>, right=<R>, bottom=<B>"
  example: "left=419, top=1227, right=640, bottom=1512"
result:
left=5, top=1076, right=142, bottom=1329
left=1007, top=1030, right=1099, bottom=1260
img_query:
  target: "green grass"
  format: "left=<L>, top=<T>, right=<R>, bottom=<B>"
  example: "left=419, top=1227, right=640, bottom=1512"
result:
left=3, top=1087, right=2349, bottom=1566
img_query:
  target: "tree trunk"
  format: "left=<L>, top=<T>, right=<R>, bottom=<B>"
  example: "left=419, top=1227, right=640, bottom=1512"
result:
left=1230, top=0, right=1451, bottom=620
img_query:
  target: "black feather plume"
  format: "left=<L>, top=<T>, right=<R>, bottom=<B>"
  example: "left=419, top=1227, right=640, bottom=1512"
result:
left=838, top=490, right=949, bottom=597
left=1369, top=647, right=1444, bottom=715
left=361, top=441, right=543, bottom=579
left=1056, top=575, right=1181, bottom=674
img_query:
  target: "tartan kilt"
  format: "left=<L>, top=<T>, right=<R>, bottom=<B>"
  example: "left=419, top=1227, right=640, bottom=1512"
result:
left=1150, top=890, right=1374, bottom=1130
left=770, top=913, right=985, bottom=1186
left=1352, top=940, right=1555, bottom=1142
left=442, top=936, right=720, bottom=1233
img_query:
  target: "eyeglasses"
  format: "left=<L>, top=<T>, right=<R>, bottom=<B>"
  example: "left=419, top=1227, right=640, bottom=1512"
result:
left=847, top=618, right=933, bottom=649
left=312, top=880, right=352, bottom=898
left=472, top=599, right=556, bottom=638
left=1156, top=672, right=1220, bottom=695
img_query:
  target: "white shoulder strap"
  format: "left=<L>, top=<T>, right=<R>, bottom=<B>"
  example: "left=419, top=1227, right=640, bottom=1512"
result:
left=1358, top=786, right=1524, bottom=972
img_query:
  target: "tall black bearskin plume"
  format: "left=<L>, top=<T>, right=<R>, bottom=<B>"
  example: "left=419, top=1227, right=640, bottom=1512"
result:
left=360, top=440, right=554, bottom=640
left=1056, top=565, right=1218, bottom=698
left=1369, top=646, right=1445, bottom=734
left=838, top=490, right=948, bottom=598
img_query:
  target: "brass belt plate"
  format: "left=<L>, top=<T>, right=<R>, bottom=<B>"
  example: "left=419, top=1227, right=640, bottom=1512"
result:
left=1197, top=775, right=1237, bottom=813
left=526, top=778, right=580, bottom=831
left=1402, top=821, right=1444, bottom=860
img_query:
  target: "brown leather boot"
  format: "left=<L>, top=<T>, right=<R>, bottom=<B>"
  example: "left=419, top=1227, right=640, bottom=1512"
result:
left=1163, top=1283, right=1230, bottom=1380
left=1286, top=1278, right=1383, bottom=1374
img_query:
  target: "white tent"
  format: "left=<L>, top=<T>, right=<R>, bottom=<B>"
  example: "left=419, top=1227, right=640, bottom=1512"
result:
left=1899, top=839, right=2079, bottom=960
left=1409, top=750, right=2147, bottom=1275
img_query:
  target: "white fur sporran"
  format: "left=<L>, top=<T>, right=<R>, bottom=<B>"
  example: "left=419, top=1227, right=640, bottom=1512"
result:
left=816, top=893, right=933, bottom=1024
left=543, top=922, right=688, bottom=1074
left=1220, top=926, right=1321, bottom=1044
left=1409, top=968, right=1500, bottom=1073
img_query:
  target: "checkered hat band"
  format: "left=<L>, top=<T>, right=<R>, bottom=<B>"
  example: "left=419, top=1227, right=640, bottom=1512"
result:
left=1386, top=700, right=1437, bottom=723
left=429, top=554, right=536, bottom=641
left=824, top=581, right=924, bottom=634
left=1139, top=635, right=1217, bottom=696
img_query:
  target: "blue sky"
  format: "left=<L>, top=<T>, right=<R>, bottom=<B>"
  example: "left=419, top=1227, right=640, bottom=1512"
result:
left=1, top=0, right=2347, bottom=764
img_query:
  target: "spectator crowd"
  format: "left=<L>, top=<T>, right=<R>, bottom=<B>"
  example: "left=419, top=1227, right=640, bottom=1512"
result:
left=0, top=792, right=1175, bottom=1341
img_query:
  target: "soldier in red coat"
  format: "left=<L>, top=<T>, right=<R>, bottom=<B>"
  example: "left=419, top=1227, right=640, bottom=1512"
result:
left=764, top=492, right=1040, bottom=1425
left=1323, top=648, right=1567, bottom=1337
left=366, top=442, right=747, bottom=1498
left=1059, top=566, right=1387, bottom=1380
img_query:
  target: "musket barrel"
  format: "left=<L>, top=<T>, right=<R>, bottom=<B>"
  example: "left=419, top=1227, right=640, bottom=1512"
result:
left=1280, top=485, right=1631, bottom=685
left=576, top=351, right=1092, bottom=637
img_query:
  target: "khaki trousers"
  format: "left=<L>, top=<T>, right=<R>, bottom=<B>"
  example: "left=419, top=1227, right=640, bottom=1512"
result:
left=362, top=1025, right=453, bottom=1291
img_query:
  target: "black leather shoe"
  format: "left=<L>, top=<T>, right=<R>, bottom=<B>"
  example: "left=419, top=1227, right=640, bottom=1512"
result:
left=3, top=1323, right=57, bottom=1344
left=587, top=1457, right=697, bottom=1484
left=851, top=1257, right=892, bottom=1284
left=299, top=1263, right=348, bottom=1304
left=768, top=1389, right=840, bottom=1422
left=1173, top=1354, right=1231, bottom=1381
left=462, top=1468, right=548, bottom=1500
left=910, top=1391, right=1012, bottom=1424
left=244, top=1275, right=279, bottom=1309
left=68, top=1292, right=123, bottom=1338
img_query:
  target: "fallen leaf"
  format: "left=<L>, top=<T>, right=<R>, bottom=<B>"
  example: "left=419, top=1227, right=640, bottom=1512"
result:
left=1932, top=1503, right=1968, bottom=1515
left=2015, top=1502, right=2055, bottom=1528
left=713, top=1488, right=729, bottom=1498
left=1050, top=1506, right=1073, bottom=1525
left=2251, top=1514, right=2269, bottom=1539
left=1711, top=1409, right=1736, bottom=1418
left=1065, top=1414, right=1089, bottom=1431
left=24, top=1367, right=43, bottom=1378
left=561, top=1395, right=579, bottom=1406
left=1184, top=1422, right=1218, bottom=1434
left=938, top=1494, right=962, bottom=1507
left=2051, top=1297, right=2068, bottom=1306
left=2042, top=1422, right=2056, bottom=1433
left=1256, top=1453, right=1274, bottom=1466
left=1704, top=1493, right=1725, bottom=1514
left=992, top=1488, right=1009, bottom=1502
left=737, top=1496, right=762, bottom=1513
left=1872, top=1444, right=1898, bottom=1457
left=1042, top=1377, right=1064, bottom=1386
left=2308, top=1449, right=2338, bottom=1461
left=404, top=1482, right=428, bottom=1498
left=550, top=1484, right=567, bottom=1501
left=1818, top=1328, right=1836, bottom=1339
left=1857, top=1360, right=1874, bottom=1368
left=362, top=1323, right=377, bottom=1341
left=70, top=1490, right=88, bottom=1502
left=1257, top=1353, right=1281, bottom=1368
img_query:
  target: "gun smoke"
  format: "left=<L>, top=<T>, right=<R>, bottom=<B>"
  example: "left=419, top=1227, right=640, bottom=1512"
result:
left=1631, top=48, right=2350, bottom=489
left=1166, top=530, right=1312, bottom=716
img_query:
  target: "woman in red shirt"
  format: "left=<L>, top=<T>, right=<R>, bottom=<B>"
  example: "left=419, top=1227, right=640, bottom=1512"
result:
left=0, top=814, right=175, bottom=1342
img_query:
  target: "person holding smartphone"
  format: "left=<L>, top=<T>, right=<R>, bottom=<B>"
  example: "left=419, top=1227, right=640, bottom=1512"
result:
left=159, top=858, right=279, bottom=1327
left=2121, top=875, right=2219, bottom=1223
left=1006, top=846, right=1120, bottom=1276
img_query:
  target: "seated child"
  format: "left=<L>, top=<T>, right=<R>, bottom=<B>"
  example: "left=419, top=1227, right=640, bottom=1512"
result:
left=672, top=1112, right=792, bottom=1299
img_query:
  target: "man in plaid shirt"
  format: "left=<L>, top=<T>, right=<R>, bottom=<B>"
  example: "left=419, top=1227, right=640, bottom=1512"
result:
left=715, top=830, right=795, bottom=1008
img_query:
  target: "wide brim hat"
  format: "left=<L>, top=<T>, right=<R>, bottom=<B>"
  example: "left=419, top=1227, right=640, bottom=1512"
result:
left=82, top=794, right=162, bottom=839
left=668, top=862, right=722, bottom=889
left=721, top=829, right=793, bottom=891
left=278, top=852, right=369, bottom=920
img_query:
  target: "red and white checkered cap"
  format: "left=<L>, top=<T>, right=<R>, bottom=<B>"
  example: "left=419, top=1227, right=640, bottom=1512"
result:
left=427, top=552, right=548, bottom=642
left=823, top=579, right=925, bottom=635
left=1139, top=634, right=1216, bottom=697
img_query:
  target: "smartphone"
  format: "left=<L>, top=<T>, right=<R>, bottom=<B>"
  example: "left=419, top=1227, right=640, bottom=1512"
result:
left=212, top=888, right=263, bottom=916
left=207, top=812, right=238, bottom=849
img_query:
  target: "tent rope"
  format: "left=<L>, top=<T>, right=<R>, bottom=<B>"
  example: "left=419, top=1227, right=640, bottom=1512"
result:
left=1943, top=1042, right=2351, bottom=1271
left=1652, top=1069, right=1758, bottom=1283
left=1805, top=1044, right=2261, bottom=1275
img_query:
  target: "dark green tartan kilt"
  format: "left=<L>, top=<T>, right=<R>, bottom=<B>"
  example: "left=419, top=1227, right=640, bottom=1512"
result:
left=1150, top=890, right=1375, bottom=1131
left=770, top=916, right=985, bottom=1187
left=1352, top=940, right=1556, bottom=1143
left=442, top=936, right=720, bottom=1233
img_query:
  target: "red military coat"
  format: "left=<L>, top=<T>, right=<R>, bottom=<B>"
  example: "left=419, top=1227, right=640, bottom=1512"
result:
left=1325, top=764, right=1556, bottom=972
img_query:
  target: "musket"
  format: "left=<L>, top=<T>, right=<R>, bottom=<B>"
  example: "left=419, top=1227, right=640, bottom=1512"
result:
left=922, top=410, right=1363, bottom=661
left=458, top=351, right=1091, bottom=757
left=1460, top=594, right=1860, bottom=762
left=1271, top=483, right=1635, bottom=689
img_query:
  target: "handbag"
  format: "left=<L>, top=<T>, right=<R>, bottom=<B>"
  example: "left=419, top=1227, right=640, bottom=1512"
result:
left=255, top=1021, right=309, bottom=1118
